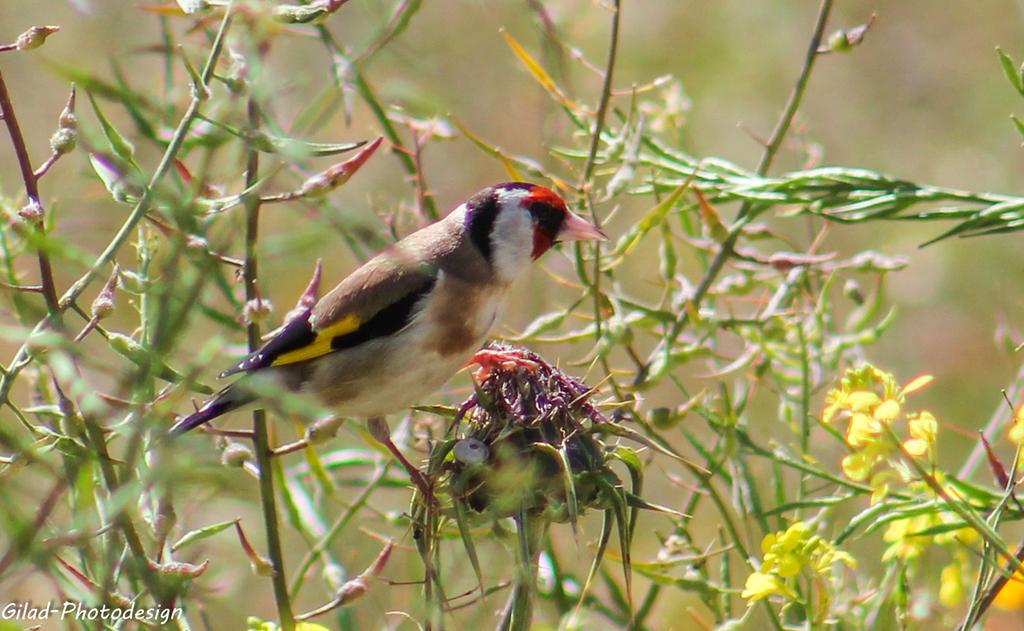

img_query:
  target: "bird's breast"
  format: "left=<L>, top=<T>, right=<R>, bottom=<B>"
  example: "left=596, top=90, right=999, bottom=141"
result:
left=422, top=275, right=506, bottom=357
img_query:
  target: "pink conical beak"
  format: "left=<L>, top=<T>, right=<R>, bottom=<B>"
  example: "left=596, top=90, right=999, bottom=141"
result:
left=560, top=210, right=607, bottom=242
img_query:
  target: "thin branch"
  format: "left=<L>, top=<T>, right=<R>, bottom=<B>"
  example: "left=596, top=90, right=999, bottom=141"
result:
left=242, top=93, right=295, bottom=629
left=577, top=0, right=621, bottom=346
left=0, top=67, right=60, bottom=317
left=579, top=0, right=622, bottom=191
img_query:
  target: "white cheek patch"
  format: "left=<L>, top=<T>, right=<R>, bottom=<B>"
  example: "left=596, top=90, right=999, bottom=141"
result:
left=490, top=204, right=533, bottom=282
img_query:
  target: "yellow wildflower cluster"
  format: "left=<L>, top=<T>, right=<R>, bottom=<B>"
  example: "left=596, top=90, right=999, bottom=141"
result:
left=822, top=365, right=934, bottom=496
left=742, top=521, right=855, bottom=618
left=881, top=506, right=976, bottom=564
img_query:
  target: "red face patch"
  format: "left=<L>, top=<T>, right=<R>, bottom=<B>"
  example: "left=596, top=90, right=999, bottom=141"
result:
left=524, top=185, right=568, bottom=259
left=524, top=186, right=568, bottom=212
left=531, top=230, right=554, bottom=260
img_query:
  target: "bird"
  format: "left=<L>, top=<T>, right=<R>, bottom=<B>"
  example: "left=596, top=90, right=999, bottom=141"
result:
left=170, top=182, right=606, bottom=470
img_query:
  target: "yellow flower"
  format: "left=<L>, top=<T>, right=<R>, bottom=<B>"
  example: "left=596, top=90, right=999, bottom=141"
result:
left=841, top=452, right=873, bottom=482
left=873, top=399, right=901, bottom=423
left=822, top=390, right=850, bottom=425
left=1009, top=418, right=1024, bottom=446
left=743, top=521, right=852, bottom=608
left=847, top=413, right=883, bottom=447
left=939, top=562, right=965, bottom=608
left=741, top=571, right=795, bottom=602
left=903, top=437, right=930, bottom=457
left=910, top=411, right=937, bottom=438
left=847, top=390, right=881, bottom=413
left=295, top=625, right=330, bottom=631
left=994, top=567, right=1024, bottom=611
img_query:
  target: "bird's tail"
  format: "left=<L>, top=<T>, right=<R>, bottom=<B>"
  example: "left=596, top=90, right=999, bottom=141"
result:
left=170, top=384, right=255, bottom=435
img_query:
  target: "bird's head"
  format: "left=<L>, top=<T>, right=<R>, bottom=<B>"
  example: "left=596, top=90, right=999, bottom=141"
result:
left=464, top=182, right=606, bottom=282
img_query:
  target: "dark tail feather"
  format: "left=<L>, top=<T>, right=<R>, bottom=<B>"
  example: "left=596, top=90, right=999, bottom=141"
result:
left=170, top=385, right=254, bottom=435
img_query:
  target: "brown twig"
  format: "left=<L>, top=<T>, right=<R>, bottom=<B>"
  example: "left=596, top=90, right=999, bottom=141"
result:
left=0, top=67, right=61, bottom=317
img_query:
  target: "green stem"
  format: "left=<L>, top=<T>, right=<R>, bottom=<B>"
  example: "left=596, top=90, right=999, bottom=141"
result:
left=243, top=96, right=294, bottom=630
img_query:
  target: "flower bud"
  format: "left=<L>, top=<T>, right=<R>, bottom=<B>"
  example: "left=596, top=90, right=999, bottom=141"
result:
left=18, top=200, right=44, bottom=225
left=336, top=577, right=368, bottom=605
left=15, top=26, right=59, bottom=51
left=224, top=49, right=249, bottom=95
left=306, top=416, right=344, bottom=445
left=649, top=407, right=676, bottom=430
left=298, top=137, right=382, bottom=198
left=221, top=442, right=253, bottom=467
left=147, top=558, right=210, bottom=579
left=243, top=298, right=274, bottom=325
left=272, top=2, right=330, bottom=23
left=827, top=30, right=853, bottom=53
left=91, top=266, right=119, bottom=320
left=49, top=127, right=77, bottom=156
left=843, top=278, right=865, bottom=305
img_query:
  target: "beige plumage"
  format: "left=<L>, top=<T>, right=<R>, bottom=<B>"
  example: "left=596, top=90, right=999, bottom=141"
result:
left=171, top=182, right=605, bottom=435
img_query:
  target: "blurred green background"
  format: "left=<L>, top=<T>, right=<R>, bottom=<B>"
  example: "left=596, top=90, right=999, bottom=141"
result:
left=2, top=0, right=1024, bottom=628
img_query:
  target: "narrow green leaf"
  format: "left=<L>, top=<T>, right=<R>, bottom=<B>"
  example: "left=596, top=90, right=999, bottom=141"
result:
left=87, top=91, right=136, bottom=165
left=454, top=498, right=486, bottom=601
left=997, top=47, right=1024, bottom=95
left=760, top=495, right=854, bottom=518
left=1012, top=114, right=1024, bottom=140
left=611, top=182, right=689, bottom=257
left=171, top=518, right=239, bottom=552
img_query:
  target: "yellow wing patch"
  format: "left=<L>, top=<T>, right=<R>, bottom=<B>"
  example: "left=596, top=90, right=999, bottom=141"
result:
left=271, top=314, right=361, bottom=367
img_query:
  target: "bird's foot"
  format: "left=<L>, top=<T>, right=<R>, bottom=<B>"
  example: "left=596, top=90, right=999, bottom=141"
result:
left=367, top=417, right=436, bottom=505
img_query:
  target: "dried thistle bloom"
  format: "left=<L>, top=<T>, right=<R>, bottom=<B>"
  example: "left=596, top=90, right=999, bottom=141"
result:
left=422, top=343, right=684, bottom=626
left=442, top=342, right=613, bottom=523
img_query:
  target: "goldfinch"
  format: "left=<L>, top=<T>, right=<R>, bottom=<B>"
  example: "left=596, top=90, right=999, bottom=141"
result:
left=170, top=182, right=605, bottom=435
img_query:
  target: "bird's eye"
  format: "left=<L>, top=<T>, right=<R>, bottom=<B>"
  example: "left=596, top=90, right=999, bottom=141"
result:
left=529, top=203, right=565, bottom=237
